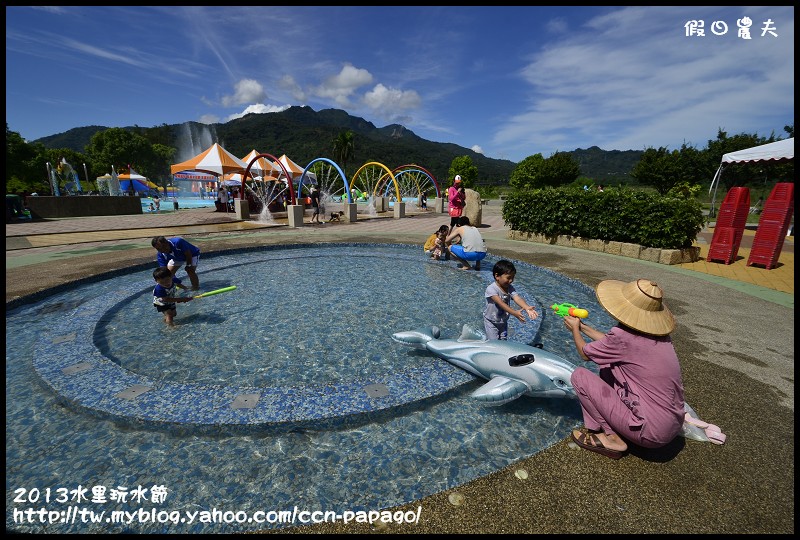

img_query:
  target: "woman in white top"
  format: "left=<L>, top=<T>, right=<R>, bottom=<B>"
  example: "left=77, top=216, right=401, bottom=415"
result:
left=445, top=216, right=487, bottom=270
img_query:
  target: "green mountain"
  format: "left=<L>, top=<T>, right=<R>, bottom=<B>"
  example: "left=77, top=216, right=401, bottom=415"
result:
left=569, top=146, right=643, bottom=182
left=32, top=106, right=641, bottom=183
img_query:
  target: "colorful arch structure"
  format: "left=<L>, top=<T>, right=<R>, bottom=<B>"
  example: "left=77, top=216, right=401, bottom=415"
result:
left=392, top=164, right=440, bottom=198
left=351, top=161, right=401, bottom=202
left=297, top=158, right=349, bottom=201
left=240, top=153, right=296, bottom=205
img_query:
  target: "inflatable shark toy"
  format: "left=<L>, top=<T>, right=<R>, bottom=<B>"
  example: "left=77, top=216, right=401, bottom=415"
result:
left=392, top=325, right=579, bottom=405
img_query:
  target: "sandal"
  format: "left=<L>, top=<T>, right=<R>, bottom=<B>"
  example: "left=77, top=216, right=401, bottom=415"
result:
left=571, top=430, right=626, bottom=460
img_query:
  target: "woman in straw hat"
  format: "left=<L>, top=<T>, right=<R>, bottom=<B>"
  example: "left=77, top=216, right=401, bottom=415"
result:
left=563, top=279, right=685, bottom=459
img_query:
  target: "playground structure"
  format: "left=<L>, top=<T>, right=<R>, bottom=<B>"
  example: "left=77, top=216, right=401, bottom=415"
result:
left=235, top=155, right=442, bottom=221
left=46, top=158, right=83, bottom=196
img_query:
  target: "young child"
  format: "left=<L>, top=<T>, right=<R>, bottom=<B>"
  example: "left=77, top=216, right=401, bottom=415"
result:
left=484, top=259, right=539, bottom=340
left=152, top=266, right=193, bottom=326
left=424, top=225, right=450, bottom=260
left=432, top=226, right=449, bottom=260
left=152, top=235, right=201, bottom=290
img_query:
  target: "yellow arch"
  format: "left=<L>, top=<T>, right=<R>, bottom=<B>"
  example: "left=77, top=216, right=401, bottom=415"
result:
left=350, top=161, right=401, bottom=202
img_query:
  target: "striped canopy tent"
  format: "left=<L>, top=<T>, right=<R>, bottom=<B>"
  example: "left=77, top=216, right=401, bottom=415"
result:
left=117, top=167, right=159, bottom=194
left=170, top=143, right=247, bottom=177
left=277, top=154, right=305, bottom=178
left=241, top=150, right=282, bottom=178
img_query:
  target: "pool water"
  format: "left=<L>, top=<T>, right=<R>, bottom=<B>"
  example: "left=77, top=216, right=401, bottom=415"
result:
left=6, top=244, right=613, bottom=533
left=140, top=197, right=216, bottom=211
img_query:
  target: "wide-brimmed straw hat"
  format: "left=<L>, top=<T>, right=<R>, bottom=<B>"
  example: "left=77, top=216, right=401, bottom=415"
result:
left=595, top=279, right=675, bottom=336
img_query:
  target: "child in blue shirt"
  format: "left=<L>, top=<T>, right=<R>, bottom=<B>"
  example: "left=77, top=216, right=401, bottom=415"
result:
left=484, top=259, right=538, bottom=340
left=152, top=235, right=201, bottom=290
left=153, top=266, right=193, bottom=326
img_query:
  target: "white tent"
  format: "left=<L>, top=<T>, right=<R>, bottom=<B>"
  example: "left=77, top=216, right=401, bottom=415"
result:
left=720, top=137, right=794, bottom=164
left=709, top=137, right=794, bottom=210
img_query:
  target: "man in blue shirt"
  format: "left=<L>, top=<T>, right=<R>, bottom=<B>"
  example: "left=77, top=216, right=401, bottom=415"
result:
left=152, top=236, right=201, bottom=290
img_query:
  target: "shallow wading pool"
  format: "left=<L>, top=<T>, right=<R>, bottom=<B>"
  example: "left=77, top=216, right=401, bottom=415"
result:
left=6, top=243, right=613, bottom=533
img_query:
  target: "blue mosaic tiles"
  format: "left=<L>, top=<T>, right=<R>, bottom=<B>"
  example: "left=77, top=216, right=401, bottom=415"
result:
left=8, top=243, right=614, bottom=533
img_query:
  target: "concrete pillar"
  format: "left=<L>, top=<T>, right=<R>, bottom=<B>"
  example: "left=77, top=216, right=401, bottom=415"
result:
left=344, top=202, right=358, bottom=222
left=434, top=197, right=444, bottom=213
left=394, top=201, right=406, bottom=219
left=287, top=204, right=304, bottom=228
left=374, top=196, right=387, bottom=213
left=234, top=198, right=249, bottom=220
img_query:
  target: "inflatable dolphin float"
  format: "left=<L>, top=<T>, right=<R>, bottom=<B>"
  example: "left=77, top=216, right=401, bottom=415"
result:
left=393, top=325, right=726, bottom=443
left=392, top=325, right=578, bottom=405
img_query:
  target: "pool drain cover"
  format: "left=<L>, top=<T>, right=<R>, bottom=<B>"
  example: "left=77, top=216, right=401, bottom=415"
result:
left=62, top=362, right=93, bottom=375
left=231, top=393, right=260, bottom=409
left=363, top=383, right=389, bottom=398
left=115, top=385, right=153, bottom=400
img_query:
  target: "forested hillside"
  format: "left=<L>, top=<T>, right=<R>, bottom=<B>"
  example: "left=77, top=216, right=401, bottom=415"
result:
left=33, top=107, right=641, bottom=183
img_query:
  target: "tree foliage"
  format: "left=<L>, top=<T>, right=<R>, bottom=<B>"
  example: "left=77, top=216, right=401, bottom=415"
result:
left=509, top=153, right=545, bottom=190
left=332, top=130, right=355, bottom=178
left=509, top=152, right=580, bottom=190
left=85, top=128, right=161, bottom=180
left=542, top=152, right=581, bottom=187
left=448, top=155, right=478, bottom=188
left=630, top=147, right=682, bottom=195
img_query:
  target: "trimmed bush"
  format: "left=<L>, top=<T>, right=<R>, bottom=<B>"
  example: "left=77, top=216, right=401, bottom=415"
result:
left=502, top=186, right=704, bottom=249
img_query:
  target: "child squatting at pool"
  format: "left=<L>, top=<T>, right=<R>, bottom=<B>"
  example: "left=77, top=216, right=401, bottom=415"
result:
left=153, top=266, right=193, bottom=326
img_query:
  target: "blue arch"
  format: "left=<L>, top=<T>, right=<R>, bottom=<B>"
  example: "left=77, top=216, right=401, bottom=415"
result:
left=299, top=158, right=351, bottom=203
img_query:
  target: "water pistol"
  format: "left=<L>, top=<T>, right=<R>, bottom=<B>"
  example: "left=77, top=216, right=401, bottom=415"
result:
left=550, top=303, right=588, bottom=319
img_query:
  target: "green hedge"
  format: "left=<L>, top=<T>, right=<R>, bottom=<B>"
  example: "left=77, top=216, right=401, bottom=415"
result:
left=501, top=187, right=705, bottom=249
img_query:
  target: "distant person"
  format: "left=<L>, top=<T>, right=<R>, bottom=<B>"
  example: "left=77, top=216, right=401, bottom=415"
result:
left=597, top=184, right=604, bottom=192
left=153, top=196, right=161, bottom=213
left=446, top=216, right=487, bottom=271
left=152, top=236, right=201, bottom=290
left=447, top=175, right=466, bottom=232
left=152, top=266, right=193, bottom=327
left=420, top=191, right=428, bottom=211
left=218, top=187, right=229, bottom=212
left=148, top=203, right=155, bottom=213
left=484, top=260, right=539, bottom=340
left=563, top=279, right=685, bottom=460
left=309, top=186, right=322, bottom=224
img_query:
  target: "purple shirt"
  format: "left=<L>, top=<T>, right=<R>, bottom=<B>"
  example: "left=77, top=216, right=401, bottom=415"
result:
left=583, top=325, right=685, bottom=441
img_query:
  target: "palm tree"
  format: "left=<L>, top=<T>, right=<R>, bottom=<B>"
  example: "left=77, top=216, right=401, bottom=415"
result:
left=332, top=130, right=355, bottom=177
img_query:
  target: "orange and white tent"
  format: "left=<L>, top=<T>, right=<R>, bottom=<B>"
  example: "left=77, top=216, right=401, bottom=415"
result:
left=170, top=143, right=247, bottom=176
left=277, top=154, right=305, bottom=178
left=241, top=150, right=282, bottom=176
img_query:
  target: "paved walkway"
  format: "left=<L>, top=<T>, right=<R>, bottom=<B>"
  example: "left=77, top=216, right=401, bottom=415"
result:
left=5, top=203, right=794, bottom=533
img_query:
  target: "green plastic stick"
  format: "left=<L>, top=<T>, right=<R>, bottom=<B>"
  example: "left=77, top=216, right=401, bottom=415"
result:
left=195, top=285, right=237, bottom=298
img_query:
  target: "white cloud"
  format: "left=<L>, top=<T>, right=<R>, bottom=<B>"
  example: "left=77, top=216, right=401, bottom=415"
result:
left=313, top=63, right=373, bottom=107
left=362, top=84, right=421, bottom=120
left=222, top=79, right=267, bottom=107
left=198, top=114, right=219, bottom=125
left=471, top=145, right=484, bottom=155
left=226, top=103, right=291, bottom=122
left=494, top=6, right=795, bottom=157
left=279, top=75, right=306, bottom=101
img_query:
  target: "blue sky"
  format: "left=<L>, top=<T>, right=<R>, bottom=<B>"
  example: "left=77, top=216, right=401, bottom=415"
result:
left=5, top=6, right=794, bottom=163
